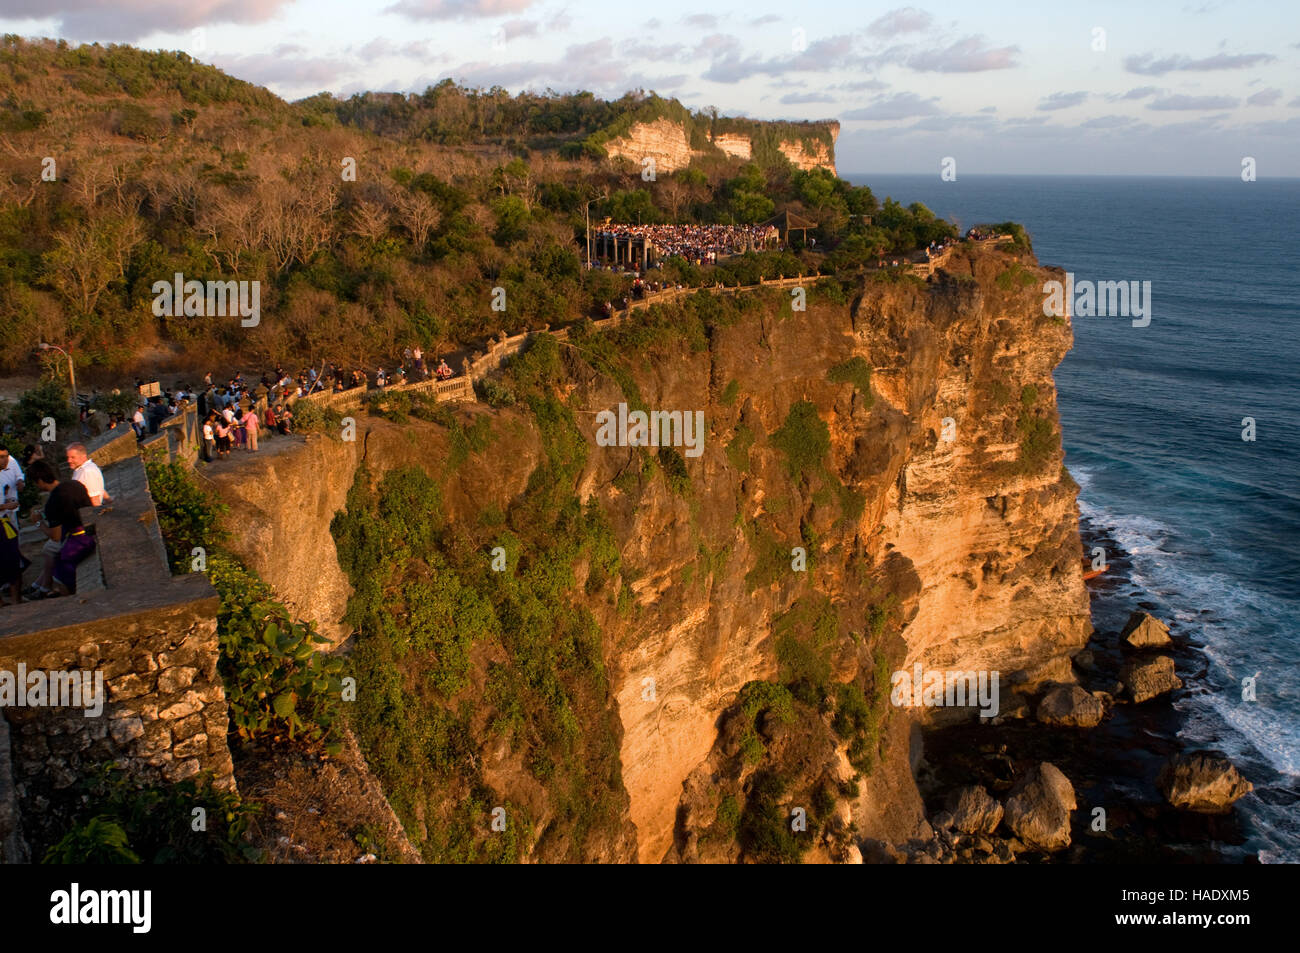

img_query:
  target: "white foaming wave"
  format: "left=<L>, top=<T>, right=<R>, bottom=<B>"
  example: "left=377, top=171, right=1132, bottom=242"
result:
left=1076, top=496, right=1176, bottom=558
left=1080, top=486, right=1300, bottom=800
left=1204, top=691, right=1300, bottom=776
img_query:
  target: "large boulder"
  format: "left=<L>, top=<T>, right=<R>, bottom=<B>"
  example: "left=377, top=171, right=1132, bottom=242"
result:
left=1121, top=654, right=1182, bottom=703
left=946, top=785, right=1004, bottom=835
left=1003, top=762, right=1076, bottom=851
left=1008, top=656, right=1074, bottom=693
left=1158, top=752, right=1253, bottom=814
left=1122, top=611, right=1172, bottom=649
left=1036, top=684, right=1105, bottom=727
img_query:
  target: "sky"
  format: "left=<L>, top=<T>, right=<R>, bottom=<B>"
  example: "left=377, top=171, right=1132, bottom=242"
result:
left=1, top=0, right=1297, bottom=175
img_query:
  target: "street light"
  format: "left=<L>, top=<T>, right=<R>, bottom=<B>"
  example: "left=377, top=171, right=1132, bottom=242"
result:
left=584, top=198, right=599, bottom=270
left=38, top=342, right=77, bottom=413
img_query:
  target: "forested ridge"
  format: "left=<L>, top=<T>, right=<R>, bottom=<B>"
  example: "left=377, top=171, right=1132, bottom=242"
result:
left=0, top=36, right=953, bottom=379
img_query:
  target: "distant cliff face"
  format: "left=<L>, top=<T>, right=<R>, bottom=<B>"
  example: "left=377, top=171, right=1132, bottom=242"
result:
left=211, top=243, right=1087, bottom=863
left=602, top=118, right=839, bottom=174
left=778, top=124, right=839, bottom=172
left=603, top=118, right=698, bottom=174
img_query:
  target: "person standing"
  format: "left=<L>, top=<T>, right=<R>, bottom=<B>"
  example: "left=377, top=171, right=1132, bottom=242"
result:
left=245, top=405, right=259, bottom=452
left=0, top=446, right=24, bottom=534
left=202, top=415, right=215, bottom=462
left=213, top=417, right=231, bottom=458
left=0, top=503, right=27, bottom=605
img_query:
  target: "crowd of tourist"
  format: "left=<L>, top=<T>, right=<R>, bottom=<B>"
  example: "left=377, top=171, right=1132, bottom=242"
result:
left=120, top=345, right=460, bottom=465
left=0, top=341, right=468, bottom=606
left=594, top=223, right=779, bottom=264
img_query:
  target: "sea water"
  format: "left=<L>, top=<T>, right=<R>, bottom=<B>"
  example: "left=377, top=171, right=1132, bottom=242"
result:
left=846, top=173, right=1300, bottom=861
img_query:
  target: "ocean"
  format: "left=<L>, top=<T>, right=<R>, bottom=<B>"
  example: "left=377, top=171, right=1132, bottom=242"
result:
left=845, top=174, right=1300, bottom=862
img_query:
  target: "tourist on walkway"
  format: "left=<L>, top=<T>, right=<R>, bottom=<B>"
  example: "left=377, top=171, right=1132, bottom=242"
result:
left=202, top=416, right=215, bottom=462
left=66, top=443, right=108, bottom=507
left=245, top=406, right=259, bottom=452
left=0, top=506, right=27, bottom=606
left=0, top=446, right=24, bottom=534
left=213, top=418, right=231, bottom=458
left=24, top=460, right=94, bottom=599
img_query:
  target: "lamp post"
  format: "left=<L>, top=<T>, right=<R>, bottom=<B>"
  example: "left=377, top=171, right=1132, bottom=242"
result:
left=38, top=342, right=77, bottom=413
left=584, top=198, right=599, bottom=270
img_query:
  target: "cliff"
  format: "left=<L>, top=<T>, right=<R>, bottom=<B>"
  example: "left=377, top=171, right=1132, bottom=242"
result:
left=602, top=117, right=839, bottom=174
left=207, top=242, right=1088, bottom=863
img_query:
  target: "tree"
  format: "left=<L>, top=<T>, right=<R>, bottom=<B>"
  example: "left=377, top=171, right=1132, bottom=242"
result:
left=350, top=194, right=392, bottom=244
left=44, top=217, right=118, bottom=313
left=393, top=189, right=441, bottom=251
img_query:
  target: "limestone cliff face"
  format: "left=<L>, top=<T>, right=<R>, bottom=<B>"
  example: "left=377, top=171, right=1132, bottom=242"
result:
left=779, top=139, right=835, bottom=173
left=604, top=119, right=698, bottom=174
left=603, top=118, right=839, bottom=174
left=779, top=121, right=840, bottom=173
left=712, top=132, right=752, bottom=161
left=212, top=243, right=1088, bottom=863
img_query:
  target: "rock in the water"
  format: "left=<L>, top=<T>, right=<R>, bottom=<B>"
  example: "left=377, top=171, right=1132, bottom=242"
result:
left=946, top=785, right=1004, bottom=835
left=1158, top=752, right=1253, bottom=814
left=1003, top=762, right=1076, bottom=851
left=1121, top=654, right=1182, bottom=703
left=1122, top=611, right=1172, bottom=648
left=1009, top=656, right=1074, bottom=692
left=1036, top=684, right=1105, bottom=727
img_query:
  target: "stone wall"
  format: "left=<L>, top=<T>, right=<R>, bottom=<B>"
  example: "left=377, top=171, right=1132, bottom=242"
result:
left=0, top=592, right=232, bottom=846
left=0, top=712, right=26, bottom=862
left=0, top=455, right=234, bottom=855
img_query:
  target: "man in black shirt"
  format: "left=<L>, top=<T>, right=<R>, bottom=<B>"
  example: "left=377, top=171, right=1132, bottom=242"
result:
left=24, top=460, right=95, bottom=598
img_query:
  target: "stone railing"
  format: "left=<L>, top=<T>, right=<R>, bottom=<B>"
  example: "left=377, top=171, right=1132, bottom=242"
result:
left=139, top=404, right=201, bottom=465
left=296, top=263, right=961, bottom=416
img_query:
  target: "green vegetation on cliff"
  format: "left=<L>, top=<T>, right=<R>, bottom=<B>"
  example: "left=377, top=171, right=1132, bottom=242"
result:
left=146, top=460, right=345, bottom=750
left=330, top=338, right=631, bottom=862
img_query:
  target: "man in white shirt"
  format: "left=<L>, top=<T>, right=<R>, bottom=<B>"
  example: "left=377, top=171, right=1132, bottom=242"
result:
left=0, top=446, right=23, bottom=532
left=65, top=443, right=108, bottom=507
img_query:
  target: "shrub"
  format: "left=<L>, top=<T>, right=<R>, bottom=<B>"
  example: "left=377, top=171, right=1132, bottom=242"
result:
left=11, top=379, right=74, bottom=438
left=1016, top=412, right=1056, bottom=473
left=828, top=356, right=873, bottom=406
left=770, top=400, right=829, bottom=480
left=739, top=770, right=807, bottom=863
left=725, top=423, right=754, bottom=472
left=291, top=398, right=342, bottom=435
left=42, top=765, right=257, bottom=864
left=476, top=377, right=516, bottom=407
left=208, top=552, right=346, bottom=750
left=734, top=680, right=795, bottom=765
left=657, top=446, right=690, bottom=496
left=145, top=459, right=228, bottom=571
left=145, top=459, right=343, bottom=750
